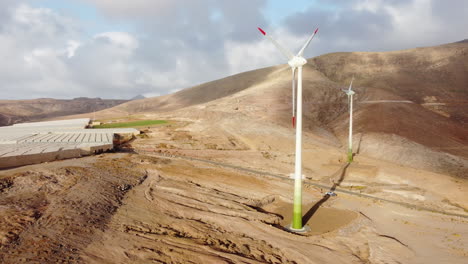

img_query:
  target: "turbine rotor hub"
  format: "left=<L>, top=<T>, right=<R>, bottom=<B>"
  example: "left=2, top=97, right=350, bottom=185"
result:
left=288, top=56, right=307, bottom=68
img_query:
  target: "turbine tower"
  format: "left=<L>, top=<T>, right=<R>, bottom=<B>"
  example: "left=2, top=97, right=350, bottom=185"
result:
left=343, top=77, right=355, bottom=162
left=258, top=26, right=318, bottom=232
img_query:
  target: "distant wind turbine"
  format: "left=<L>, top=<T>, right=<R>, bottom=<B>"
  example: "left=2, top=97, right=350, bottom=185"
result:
left=258, top=26, right=318, bottom=232
left=343, top=77, right=355, bottom=162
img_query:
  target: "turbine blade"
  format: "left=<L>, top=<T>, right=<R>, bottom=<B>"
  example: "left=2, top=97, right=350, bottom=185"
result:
left=297, top=27, right=319, bottom=57
left=292, top=68, right=296, bottom=117
left=258, top=27, right=294, bottom=60
left=292, top=68, right=296, bottom=128
left=348, top=76, right=354, bottom=92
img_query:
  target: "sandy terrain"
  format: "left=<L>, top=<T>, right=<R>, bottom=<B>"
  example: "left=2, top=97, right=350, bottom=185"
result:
left=1, top=116, right=466, bottom=263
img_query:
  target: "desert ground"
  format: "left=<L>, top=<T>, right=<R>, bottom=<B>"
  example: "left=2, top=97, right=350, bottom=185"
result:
left=0, top=116, right=466, bottom=263
left=0, top=41, right=467, bottom=263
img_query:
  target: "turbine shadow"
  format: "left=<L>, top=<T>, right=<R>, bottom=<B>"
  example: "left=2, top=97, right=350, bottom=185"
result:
left=302, top=162, right=350, bottom=225
left=302, top=194, right=330, bottom=225
left=356, top=133, right=363, bottom=155
left=330, top=162, right=350, bottom=192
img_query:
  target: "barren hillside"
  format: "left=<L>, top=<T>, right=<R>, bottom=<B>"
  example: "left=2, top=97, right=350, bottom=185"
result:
left=0, top=97, right=128, bottom=126
left=101, top=41, right=468, bottom=124
left=86, top=41, right=468, bottom=177
left=311, top=42, right=468, bottom=126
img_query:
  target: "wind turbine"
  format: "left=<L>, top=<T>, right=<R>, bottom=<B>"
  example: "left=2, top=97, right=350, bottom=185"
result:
left=343, top=77, right=355, bottom=162
left=258, top=26, right=318, bottom=232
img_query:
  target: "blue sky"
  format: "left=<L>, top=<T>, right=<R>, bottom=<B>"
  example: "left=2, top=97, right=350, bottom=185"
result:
left=31, top=0, right=133, bottom=35
left=265, top=0, right=317, bottom=25
left=32, top=0, right=331, bottom=35
left=264, top=0, right=338, bottom=25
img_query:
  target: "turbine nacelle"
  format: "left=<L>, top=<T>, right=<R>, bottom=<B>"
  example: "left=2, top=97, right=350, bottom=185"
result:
left=257, top=26, right=318, bottom=63
left=343, top=77, right=355, bottom=96
left=288, top=56, right=307, bottom=68
left=343, top=89, right=355, bottom=96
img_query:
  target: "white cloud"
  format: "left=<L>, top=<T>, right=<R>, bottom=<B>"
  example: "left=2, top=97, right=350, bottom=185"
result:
left=0, top=0, right=466, bottom=100
left=0, top=4, right=80, bottom=99
left=83, top=0, right=176, bottom=17
left=285, top=0, right=468, bottom=56
left=94, top=32, right=139, bottom=50
left=0, top=2, right=268, bottom=99
left=0, top=4, right=143, bottom=99
left=384, top=0, right=440, bottom=44
left=353, top=0, right=386, bottom=12
left=0, top=3, right=190, bottom=99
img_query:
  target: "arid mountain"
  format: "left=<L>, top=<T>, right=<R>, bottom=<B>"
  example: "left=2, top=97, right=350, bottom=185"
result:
left=0, top=97, right=128, bottom=126
left=130, top=94, right=146, bottom=100
left=85, top=41, right=468, bottom=178
left=101, top=41, right=468, bottom=126
left=311, top=41, right=468, bottom=127
left=106, top=66, right=280, bottom=114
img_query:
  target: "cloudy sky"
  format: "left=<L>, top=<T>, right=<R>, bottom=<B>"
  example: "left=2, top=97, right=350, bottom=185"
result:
left=0, top=0, right=466, bottom=100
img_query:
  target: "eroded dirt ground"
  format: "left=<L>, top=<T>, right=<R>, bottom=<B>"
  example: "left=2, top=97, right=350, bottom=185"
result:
left=0, top=120, right=467, bottom=263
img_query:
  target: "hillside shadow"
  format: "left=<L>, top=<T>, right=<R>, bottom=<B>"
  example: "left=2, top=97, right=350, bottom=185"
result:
left=303, top=163, right=350, bottom=225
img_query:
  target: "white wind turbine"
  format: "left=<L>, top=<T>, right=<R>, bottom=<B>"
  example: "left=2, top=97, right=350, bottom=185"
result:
left=258, top=26, right=318, bottom=232
left=343, top=77, right=355, bottom=162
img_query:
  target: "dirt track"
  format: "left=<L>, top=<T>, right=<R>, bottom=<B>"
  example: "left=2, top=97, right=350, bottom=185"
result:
left=132, top=148, right=468, bottom=219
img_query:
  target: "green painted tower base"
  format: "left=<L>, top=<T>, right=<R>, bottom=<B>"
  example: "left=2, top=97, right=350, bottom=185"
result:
left=347, top=149, right=353, bottom=162
left=292, top=203, right=302, bottom=229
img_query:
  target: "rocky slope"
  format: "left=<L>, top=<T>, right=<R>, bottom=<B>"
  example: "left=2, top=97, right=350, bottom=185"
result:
left=0, top=97, right=127, bottom=126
